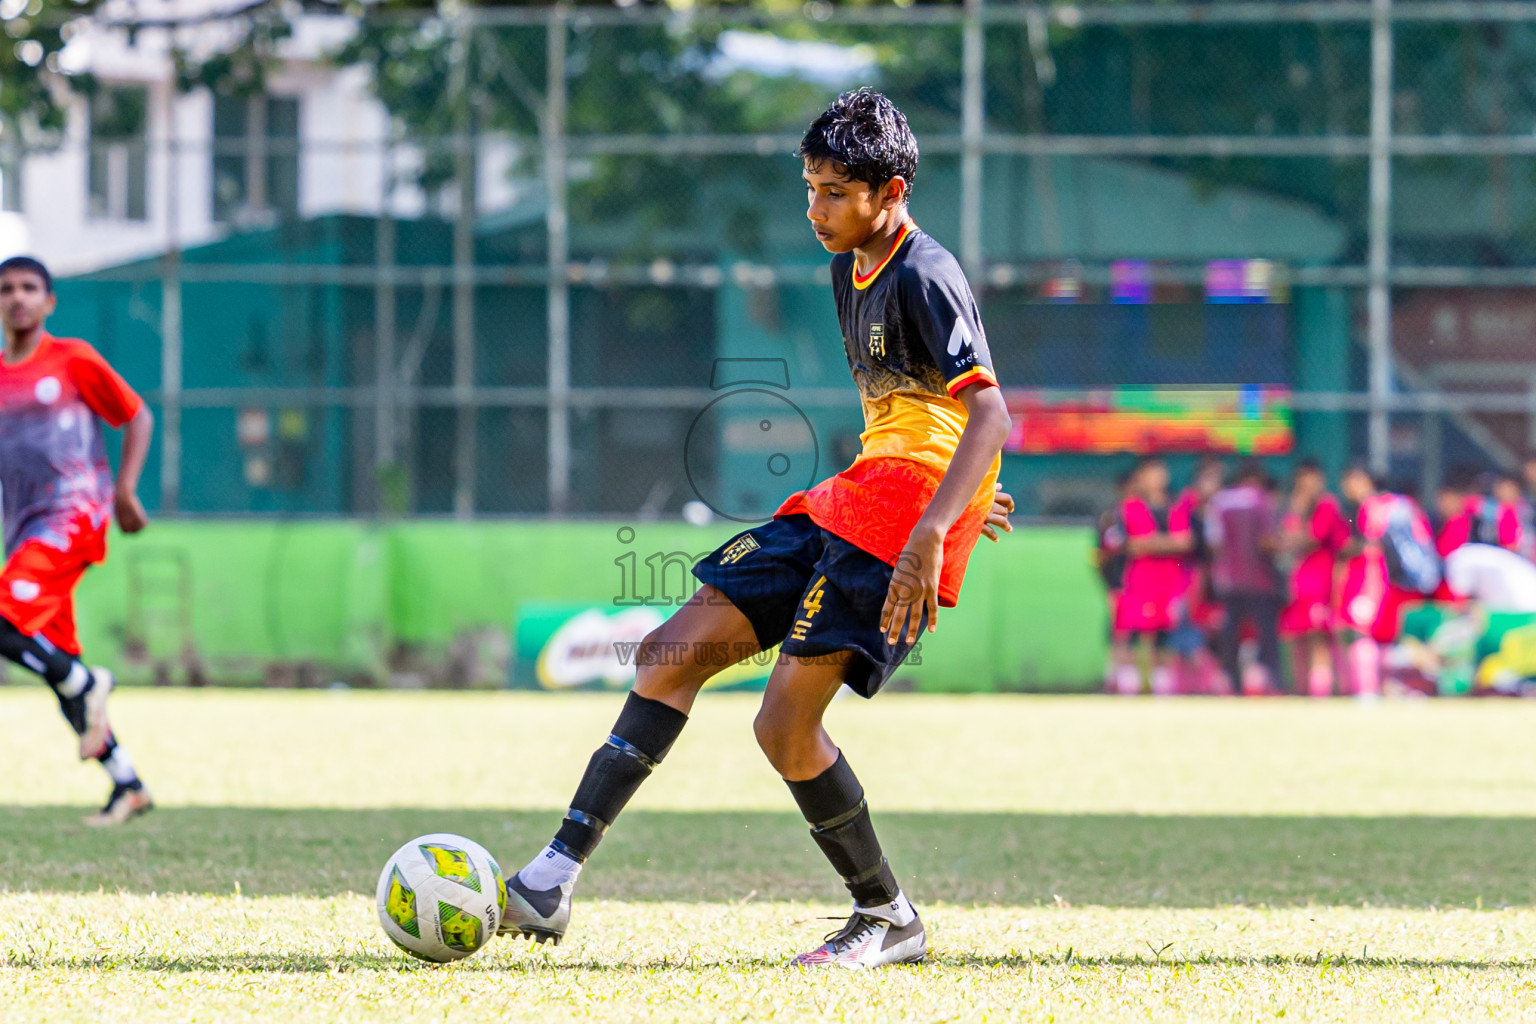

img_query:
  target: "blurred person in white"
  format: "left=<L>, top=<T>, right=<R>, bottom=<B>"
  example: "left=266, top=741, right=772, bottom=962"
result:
left=1444, top=543, right=1536, bottom=613
left=1205, top=459, right=1284, bottom=694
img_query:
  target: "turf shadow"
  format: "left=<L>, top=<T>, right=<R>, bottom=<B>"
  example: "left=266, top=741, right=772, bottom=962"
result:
left=4, top=806, right=1536, bottom=909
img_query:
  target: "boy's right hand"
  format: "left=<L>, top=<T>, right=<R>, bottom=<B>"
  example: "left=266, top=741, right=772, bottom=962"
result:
left=114, top=490, right=149, bottom=533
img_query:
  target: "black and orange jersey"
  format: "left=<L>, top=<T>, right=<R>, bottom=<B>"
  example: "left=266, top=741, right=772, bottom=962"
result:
left=775, top=222, right=1002, bottom=608
left=828, top=222, right=999, bottom=474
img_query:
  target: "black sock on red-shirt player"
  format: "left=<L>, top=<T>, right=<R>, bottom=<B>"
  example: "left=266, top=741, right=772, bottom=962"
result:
left=0, top=614, right=84, bottom=688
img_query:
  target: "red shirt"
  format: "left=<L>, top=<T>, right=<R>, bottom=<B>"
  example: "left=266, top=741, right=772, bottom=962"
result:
left=775, top=456, right=993, bottom=609
left=0, top=334, right=142, bottom=556
left=1120, top=495, right=1192, bottom=601
left=1438, top=495, right=1522, bottom=557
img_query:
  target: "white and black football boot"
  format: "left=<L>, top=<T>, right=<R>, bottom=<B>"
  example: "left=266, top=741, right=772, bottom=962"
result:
left=790, top=907, right=928, bottom=969
left=498, top=873, right=573, bottom=946
left=78, top=666, right=115, bottom=760
left=83, top=781, right=153, bottom=827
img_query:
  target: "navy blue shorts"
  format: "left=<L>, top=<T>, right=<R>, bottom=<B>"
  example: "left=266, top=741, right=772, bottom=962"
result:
left=690, top=514, right=925, bottom=699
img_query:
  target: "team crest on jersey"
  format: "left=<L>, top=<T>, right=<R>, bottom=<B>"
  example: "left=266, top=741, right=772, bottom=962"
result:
left=719, top=534, right=760, bottom=565
left=34, top=377, right=61, bottom=405
left=868, top=323, right=886, bottom=359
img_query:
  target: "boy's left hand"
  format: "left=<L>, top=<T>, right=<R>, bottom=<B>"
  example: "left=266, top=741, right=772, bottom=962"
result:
left=982, top=485, right=1015, bottom=542
left=881, top=526, right=943, bottom=646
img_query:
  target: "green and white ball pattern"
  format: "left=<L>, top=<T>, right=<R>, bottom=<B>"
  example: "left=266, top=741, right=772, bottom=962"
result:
left=376, top=832, right=506, bottom=962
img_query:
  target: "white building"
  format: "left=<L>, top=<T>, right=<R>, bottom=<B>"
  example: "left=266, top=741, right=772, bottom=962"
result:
left=0, top=2, right=519, bottom=275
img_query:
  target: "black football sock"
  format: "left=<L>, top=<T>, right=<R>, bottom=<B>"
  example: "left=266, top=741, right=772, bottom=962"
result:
left=549, top=691, right=689, bottom=864
left=0, top=616, right=93, bottom=729
left=785, top=751, right=902, bottom=908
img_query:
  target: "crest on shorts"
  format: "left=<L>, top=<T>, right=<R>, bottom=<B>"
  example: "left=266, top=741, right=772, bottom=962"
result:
left=868, top=323, right=886, bottom=360
left=719, top=534, right=760, bottom=565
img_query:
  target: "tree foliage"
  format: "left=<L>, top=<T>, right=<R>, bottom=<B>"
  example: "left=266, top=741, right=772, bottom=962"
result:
left=0, top=0, right=105, bottom=142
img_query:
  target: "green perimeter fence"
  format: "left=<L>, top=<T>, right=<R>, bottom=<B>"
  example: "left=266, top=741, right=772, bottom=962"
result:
left=26, top=522, right=1105, bottom=693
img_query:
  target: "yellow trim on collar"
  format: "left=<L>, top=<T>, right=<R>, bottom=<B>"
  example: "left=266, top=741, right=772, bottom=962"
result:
left=852, top=221, right=915, bottom=291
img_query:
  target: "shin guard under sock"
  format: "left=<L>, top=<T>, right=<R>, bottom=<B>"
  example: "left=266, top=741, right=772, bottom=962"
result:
left=785, top=751, right=900, bottom=908
left=550, top=691, right=688, bottom=863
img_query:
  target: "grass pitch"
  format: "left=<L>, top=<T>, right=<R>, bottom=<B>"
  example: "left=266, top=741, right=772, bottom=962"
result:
left=5, top=691, right=1536, bottom=1021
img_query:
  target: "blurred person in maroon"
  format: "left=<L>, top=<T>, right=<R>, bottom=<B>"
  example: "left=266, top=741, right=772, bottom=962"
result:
left=1205, top=459, right=1283, bottom=694
left=1111, top=456, right=1194, bottom=696
left=1278, top=459, right=1350, bottom=697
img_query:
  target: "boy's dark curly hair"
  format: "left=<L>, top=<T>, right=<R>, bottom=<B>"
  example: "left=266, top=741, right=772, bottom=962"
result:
left=798, top=88, right=919, bottom=202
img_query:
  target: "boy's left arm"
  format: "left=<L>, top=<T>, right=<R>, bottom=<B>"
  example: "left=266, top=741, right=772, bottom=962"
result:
left=880, top=382, right=1012, bottom=646
left=115, top=407, right=154, bottom=533
left=71, top=344, right=154, bottom=533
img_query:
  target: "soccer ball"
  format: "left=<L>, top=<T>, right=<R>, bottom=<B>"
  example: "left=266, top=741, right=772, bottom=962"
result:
left=376, top=833, right=507, bottom=963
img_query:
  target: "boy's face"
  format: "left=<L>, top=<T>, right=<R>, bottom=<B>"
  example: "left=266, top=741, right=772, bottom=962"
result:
left=1436, top=489, right=1464, bottom=521
left=1494, top=478, right=1521, bottom=505
left=0, top=270, right=55, bottom=335
left=1293, top=468, right=1323, bottom=499
left=1195, top=465, right=1223, bottom=498
left=803, top=160, right=905, bottom=253
left=1341, top=469, right=1373, bottom=503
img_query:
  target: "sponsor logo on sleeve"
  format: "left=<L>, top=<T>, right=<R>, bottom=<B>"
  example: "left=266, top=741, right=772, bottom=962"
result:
left=946, top=319, right=974, bottom=357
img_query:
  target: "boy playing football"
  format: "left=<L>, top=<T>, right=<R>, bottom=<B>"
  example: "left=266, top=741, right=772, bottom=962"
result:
left=501, top=90, right=1014, bottom=967
left=0, top=256, right=154, bottom=825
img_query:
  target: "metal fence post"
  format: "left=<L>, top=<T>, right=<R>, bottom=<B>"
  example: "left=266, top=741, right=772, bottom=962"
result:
left=160, top=83, right=182, bottom=515
left=1367, top=0, right=1395, bottom=477
left=959, top=0, right=984, bottom=278
left=451, top=14, right=478, bottom=518
left=546, top=4, right=572, bottom=515
left=374, top=137, right=397, bottom=514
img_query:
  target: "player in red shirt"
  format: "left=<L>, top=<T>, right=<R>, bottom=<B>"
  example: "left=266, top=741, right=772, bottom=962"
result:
left=1111, top=456, right=1194, bottom=696
left=1171, top=458, right=1224, bottom=694
left=1436, top=466, right=1524, bottom=561
left=1278, top=459, right=1350, bottom=697
left=1335, top=465, right=1435, bottom=698
left=0, top=256, right=155, bottom=825
left=1491, top=472, right=1533, bottom=560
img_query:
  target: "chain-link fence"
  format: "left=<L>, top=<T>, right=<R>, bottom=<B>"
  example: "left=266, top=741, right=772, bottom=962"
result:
left=12, top=1, right=1536, bottom=519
